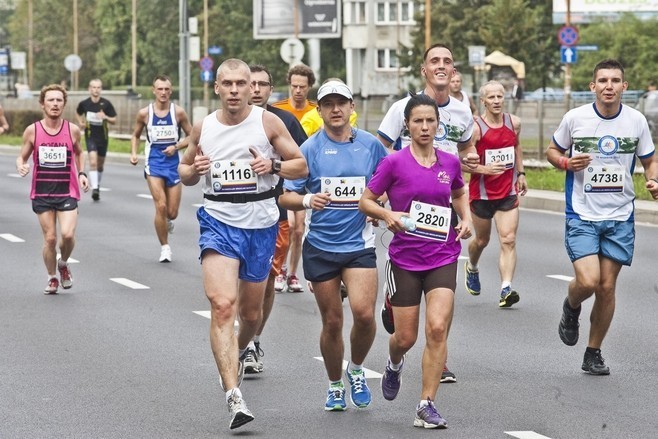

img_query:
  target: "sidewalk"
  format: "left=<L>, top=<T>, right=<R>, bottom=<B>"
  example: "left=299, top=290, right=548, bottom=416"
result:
left=2, top=144, right=657, bottom=225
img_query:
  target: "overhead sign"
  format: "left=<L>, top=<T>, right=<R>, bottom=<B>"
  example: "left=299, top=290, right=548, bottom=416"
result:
left=254, top=0, right=341, bottom=40
left=576, top=45, right=598, bottom=51
left=558, top=25, right=579, bottom=46
left=561, top=46, right=577, bottom=64
left=208, top=45, right=222, bottom=55
left=552, top=0, right=658, bottom=23
left=199, top=56, right=214, bottom=71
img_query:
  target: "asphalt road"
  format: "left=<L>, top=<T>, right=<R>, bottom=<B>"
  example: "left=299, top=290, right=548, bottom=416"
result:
left=1, top=151, right=658, bottom=439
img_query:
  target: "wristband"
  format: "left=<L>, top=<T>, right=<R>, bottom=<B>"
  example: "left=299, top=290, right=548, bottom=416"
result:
left=558, top=156, right=568, bottom=170
left=78, top=171, right=87, bottom=178
left=517, top=171, right=526, bottom=176
left=302, top=193, right=313, bottom=209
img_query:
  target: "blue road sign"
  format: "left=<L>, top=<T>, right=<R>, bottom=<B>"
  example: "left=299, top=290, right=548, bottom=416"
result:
left=199, top=56, right=213, bottom=71
left=561, top=46, right=577, bottom=64
left=575, top=45, right=598, bottom=51
left=208, top=45, right=222, bottom=55
left=201, top=70, right=213, bottom=83
left=558, top=25, right=579, bottom=46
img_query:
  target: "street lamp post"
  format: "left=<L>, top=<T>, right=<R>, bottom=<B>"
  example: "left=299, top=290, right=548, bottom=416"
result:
left=179, top=0, right=191, bottom=116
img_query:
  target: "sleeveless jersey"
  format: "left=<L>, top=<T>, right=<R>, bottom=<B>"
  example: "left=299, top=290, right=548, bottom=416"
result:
left=200, top=106, right=280, bottom=229
left=30, top=120, right=80, bottom=200
left=145, top=103, right=180, bottom=174
left=377, top=93, right=473, bottom=156
left=552, top=103, right=655, bottom=221
left=469, top=113, right=519, bottom=201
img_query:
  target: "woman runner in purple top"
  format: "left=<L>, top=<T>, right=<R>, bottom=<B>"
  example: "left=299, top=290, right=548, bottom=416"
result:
left=359, top=93, right=472, bottom=429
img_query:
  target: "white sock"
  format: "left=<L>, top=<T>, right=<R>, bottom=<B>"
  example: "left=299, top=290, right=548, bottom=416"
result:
left=161, top=244, right=170, bottom=251
left=348, top=362, right=362, bottom=373
left=501, top=281, right=511, bottom=290
left=329, top=380, right=344, bottom=389
left=225, top=387, right=242, bottom=402
left=468, top=261, right=478, bottom=271
left=388, top=358, right=403, bottom=371
left=58, top=259, right=67, bottom=268
left=253, top=335, right=260, bottom=344
left=90, top=170, right=99, bottom=189
left=418, top=399, right=430, bottom=408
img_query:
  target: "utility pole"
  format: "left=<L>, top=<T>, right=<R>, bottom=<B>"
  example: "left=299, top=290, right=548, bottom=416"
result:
left=72, top=0, right=78, bottom=90
left=564, top=0, right=571, bottom=113
left=179, top=0, right=191, bottom=116
left=28, top=0, right=33, bottom=88
left=424, top=0, right=431, bottom=50
left=131, top=0, right=137, bottom=90
left=203, top=0, right=209, bottom=109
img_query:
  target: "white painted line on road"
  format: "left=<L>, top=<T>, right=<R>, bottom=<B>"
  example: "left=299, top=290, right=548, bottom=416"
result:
left=56, top=254, right=79, bottom=264
left=137, top=194, right=153, bottom=199
left=100, top=187, right=111, bottom=192
left=8, top=173, right=22, bottom=178
left=193, top=203, right=203, bottom=208
left=313, top=356, right=383, bottom=379
left=547, top=274, right=573, bottom=282
left=110, top=278, right=150, bottom=289
left=193, top=311, right=240, bottom=330
left=0, top=233, right=25, bottom=242
left=505, top=431, right=553, bottom=439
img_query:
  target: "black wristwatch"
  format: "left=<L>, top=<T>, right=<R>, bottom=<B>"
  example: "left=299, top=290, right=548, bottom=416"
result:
left=270, top=158, right=282, bottom=174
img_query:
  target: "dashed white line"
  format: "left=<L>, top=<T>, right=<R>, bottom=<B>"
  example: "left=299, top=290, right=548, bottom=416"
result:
left=0, top=233, right=25, bottom=242
left=110, top=278, right=150, bottom=289
left=137, top=194, right=153, bottom=200
left=547, top=274, right=574, bottom=282
left=505, top=431, right=553, bottom=439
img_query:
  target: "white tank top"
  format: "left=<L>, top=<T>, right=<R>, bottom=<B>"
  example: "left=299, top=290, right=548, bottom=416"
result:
left=200, top=106, right=280, bottom=229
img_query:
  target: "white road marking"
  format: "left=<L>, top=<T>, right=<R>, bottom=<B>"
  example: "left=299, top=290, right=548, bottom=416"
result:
left=8, top=173, right=22, bottom=178
left=313, top=356, right=383, bottom=379
left=547, top=274, right=573, bottom=282
left=193, top=311, right=239, bottom=329
left=192, top=203, right=203, bottom=208
left=0, top=233, right=25, bottom=242
left=137, top=194, right=153, bottom=199
left=110, top=278, right=150, bottom=289
left=56, top=254, right=79, bottom=264
left=100, top=187, right=111, bottom=192
left=505, top=431, right=553, bottom=439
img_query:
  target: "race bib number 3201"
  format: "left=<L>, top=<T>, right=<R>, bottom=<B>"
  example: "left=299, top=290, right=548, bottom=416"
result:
left=321, top=176, right=365, bottom=209
left=484, top=146, right=515, bottom=169
left=210, top=159, right=257, bottom=194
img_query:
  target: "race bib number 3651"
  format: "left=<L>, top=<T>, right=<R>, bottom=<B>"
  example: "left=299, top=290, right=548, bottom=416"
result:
left=38, top=145, right=67, bottom=168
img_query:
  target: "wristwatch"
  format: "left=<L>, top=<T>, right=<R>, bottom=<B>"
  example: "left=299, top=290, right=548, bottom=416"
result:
left=270, top=159, right=282, bottom=174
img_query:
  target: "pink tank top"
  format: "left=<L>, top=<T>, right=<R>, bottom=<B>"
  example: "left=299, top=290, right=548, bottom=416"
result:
left=30, top=120, right=80, bottom=200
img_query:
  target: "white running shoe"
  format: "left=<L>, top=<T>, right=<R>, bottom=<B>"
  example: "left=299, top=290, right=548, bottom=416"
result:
left=167, top=219, right=175, bottom=234
left=159, top=246, right=172, bottom=263
left=227, top=390, right=254, bottom=430
left=58, top=259, right=73, bottom=289
left=274, top=274, right=287, bottom=292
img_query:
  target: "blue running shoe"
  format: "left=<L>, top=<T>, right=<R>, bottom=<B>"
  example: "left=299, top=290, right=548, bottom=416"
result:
left=381, top=356, right=404, bottom=401
left=464, top=261, right=481, bottom=296
left=346, top=365, right=372, bottom=408
left=499, top=286, right=520, bottom=308
left=414, top=399, right=447, bottom=429
left=325, top=386, right=347, bottom=411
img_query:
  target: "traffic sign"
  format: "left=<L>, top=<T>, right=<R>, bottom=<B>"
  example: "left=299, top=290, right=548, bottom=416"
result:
left=468, top=46, right=486, bottom=67
left=280, top=38, right=305, bottom=65
left=200, top=70, right=213, bottom=83
left=208, top=45, right=222, bottom=55
left=576, top=45, right=598, bottom=51
left=64, top=54, right=82, bottom=72
left=558, top=25, right=579, bottom=46
left=561, top=46, right=577, bottom=64
left=199, top=56, right=213, bottom=71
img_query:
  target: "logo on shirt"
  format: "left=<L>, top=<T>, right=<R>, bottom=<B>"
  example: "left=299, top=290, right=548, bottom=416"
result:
left=324, top=148, right=338, bottom=155
left=436, top=170, right=451, bottom=184
left=597, top=135, right=619, bottom=156
left=436, top=121, right=448, bottom=141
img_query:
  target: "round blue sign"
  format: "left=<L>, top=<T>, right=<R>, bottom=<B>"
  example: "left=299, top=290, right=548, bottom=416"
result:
left=558, top=25, right=579, bottom=46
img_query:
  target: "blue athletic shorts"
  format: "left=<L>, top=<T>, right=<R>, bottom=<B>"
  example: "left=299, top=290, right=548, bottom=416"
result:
left=565, top=217, right=634, bottom=266
left=145, top=148, right=181, bottom=187
left=197, top=207, right=277, bottom=282
left=302, top=240, right=377, bottom=282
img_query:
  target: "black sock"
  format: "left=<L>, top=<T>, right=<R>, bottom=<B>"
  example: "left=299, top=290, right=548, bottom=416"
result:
left=564, top=298, right=581, bottom=313
left=585, top=347, right=600, bottom=355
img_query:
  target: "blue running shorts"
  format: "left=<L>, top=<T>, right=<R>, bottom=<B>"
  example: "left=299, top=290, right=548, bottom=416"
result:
left=565, top=217, right=634, bottom=266
left=197, top=207, right=277, bottom=282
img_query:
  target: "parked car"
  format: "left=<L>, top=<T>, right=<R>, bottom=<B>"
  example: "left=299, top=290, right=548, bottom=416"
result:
left=636, top=90, right=658, bottom=139
left=524, top=87, right=565, bottom=101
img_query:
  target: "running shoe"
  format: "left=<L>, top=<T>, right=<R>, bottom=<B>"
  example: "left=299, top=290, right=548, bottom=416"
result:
left=582, top=349, right=610, bottom=375
left=227, top=390, right=254, bottom=429
left=92, top=188, right=100, bottom=201
left=464, top=261, right=481, bottom=295
left=440, top=365, right=456, bottom=383
left=381, top=293, right=395, bottom=334
left=167, top=219, right=175, bottom=234
left=287, top=274, right=303, bottom=293
left=44, top=277, right=59, bottom=295
left=345, top=364, right=371, bottom=408
left=274, top=274, right=287, bottom=293
left=414, top=399, right=447, bottom=429
left=498, top=286, right=519, bottom=308
left=159, top=246, right=172, bottom=263
left=243, top=346, right=263, bottom=374
left=324, top=386, right=347, bottom=411
left=381, top=356, right=404, bottom=401
left=58, top=259, right=73, bottom=289
left=559, top=297, right=580, bottom=346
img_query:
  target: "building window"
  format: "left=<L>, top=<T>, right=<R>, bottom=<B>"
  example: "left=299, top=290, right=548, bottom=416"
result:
left=345, top=1, right=367, bottom=25
left=376, top=49, right=400, bottom=70
left=375, top=1, right=415, bottom=24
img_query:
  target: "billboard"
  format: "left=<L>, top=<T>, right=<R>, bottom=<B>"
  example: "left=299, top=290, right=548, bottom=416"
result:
left=253, top=0, right=341, bottom=39
left=553, top=0, right=658, bottom=23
